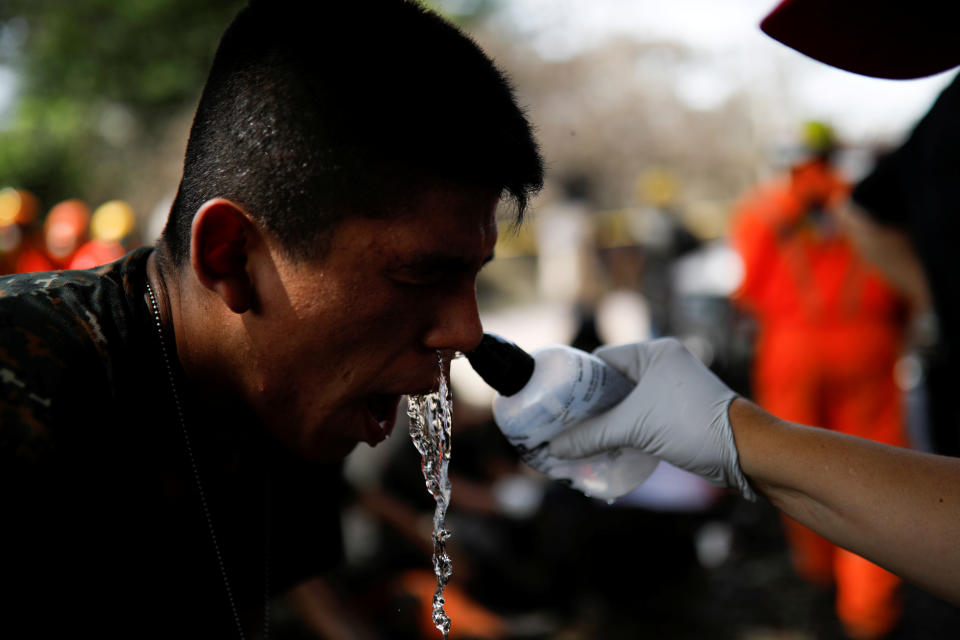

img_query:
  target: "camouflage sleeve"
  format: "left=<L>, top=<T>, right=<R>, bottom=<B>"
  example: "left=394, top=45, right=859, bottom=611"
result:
left=1, top=331, right=61, bottom=469
left=0, top=269, right=129, bottom=611
left=0, top=292, right=109, bottom=469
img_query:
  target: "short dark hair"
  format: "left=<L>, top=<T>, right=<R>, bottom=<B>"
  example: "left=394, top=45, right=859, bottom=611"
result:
left=161, top=0, right=544, bottom=265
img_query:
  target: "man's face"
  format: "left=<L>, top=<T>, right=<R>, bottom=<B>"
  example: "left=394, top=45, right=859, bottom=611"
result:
left=247, top=184, right=500, bottom=460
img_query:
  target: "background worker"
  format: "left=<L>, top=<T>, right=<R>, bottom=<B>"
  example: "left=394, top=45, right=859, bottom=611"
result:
left=729, top=122, right=911, bottom=639
left=14, top=197, right=90, bottom=272
left=760, top=1, right=960, bottom=459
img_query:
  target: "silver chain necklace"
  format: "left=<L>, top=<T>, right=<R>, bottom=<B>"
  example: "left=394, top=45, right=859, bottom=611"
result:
left=145, top=278, right=269, bottom=639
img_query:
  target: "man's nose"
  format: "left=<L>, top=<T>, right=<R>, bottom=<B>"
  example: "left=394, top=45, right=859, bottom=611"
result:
left=422, top=284, right=484, bottom=354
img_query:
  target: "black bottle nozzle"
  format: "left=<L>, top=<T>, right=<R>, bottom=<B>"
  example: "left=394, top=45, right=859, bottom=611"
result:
left=465, top=333, right=535, bottom=397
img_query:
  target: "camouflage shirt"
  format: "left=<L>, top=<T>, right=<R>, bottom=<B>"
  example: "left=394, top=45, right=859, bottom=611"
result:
left=0, top=248, right=344, bottom=637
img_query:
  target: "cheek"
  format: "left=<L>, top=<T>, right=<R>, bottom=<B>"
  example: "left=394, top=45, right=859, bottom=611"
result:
left=282, top=279, right=443, bottom=383
left=359, top=285, right=439, bottom=334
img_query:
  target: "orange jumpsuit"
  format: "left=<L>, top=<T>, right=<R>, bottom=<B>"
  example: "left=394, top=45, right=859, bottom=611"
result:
left=731, top=159, right=908, bottom=639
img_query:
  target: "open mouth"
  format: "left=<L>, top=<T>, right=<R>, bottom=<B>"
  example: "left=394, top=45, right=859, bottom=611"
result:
left=362, top=394, right=402, bottom=445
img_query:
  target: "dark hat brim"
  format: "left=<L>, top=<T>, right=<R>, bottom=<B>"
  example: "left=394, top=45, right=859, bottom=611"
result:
left=761, top=0, right=960, bottom=80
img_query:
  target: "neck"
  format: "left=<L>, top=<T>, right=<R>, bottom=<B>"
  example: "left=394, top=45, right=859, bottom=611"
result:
left=147, top=245, right=262, bottom=438
left=147, top=248, right=187, bottom=369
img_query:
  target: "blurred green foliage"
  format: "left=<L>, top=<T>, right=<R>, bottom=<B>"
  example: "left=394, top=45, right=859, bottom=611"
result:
left=0, top=0, right=245, bottom=206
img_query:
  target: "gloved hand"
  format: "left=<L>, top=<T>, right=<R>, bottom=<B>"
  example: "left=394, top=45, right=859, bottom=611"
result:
left=548, top=338, right=756, bottom=501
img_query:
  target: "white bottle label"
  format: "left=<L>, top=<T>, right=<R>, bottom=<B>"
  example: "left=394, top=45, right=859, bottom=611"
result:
left=492, top=344, right=658, bottom=500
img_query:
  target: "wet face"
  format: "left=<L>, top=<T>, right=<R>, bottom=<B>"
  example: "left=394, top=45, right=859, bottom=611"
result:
left=247, top=184, right=500, bottom=460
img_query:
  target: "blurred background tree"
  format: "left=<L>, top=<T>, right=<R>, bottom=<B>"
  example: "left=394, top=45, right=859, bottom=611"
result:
left=0, top=0, right=246, bottom=212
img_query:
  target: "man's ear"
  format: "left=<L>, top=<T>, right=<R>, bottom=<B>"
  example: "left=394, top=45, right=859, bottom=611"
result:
left=190, top=198, right=259, bottom=314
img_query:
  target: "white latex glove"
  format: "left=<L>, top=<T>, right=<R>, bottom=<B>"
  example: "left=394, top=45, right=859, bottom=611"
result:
left=548, top=338, right=756, bottom=501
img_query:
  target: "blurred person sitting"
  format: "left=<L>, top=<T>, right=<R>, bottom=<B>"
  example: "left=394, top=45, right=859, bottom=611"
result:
left=728, top=121, right=911, bottom=639
left=0, top=1, right=543, bottom=638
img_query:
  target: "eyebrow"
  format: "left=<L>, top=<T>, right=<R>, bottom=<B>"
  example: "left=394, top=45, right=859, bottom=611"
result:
left=390, top=250, right=495, bottom=273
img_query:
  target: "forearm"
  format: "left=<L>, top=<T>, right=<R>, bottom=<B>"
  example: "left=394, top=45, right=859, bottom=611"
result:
left=729, top=398, right=960, bottom=604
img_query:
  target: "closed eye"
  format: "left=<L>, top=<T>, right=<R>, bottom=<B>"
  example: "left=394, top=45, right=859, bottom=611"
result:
left=388, top=251, right=494, bottom=287
left=390, top=270, right=453, bottom=287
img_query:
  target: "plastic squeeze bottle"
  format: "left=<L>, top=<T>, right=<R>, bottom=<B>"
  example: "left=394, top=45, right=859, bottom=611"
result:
left=466, top=333, right=658, bottom=501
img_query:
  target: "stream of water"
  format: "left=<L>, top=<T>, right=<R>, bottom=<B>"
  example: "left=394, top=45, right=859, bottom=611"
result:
left=406, top=352, right=454, bottom=639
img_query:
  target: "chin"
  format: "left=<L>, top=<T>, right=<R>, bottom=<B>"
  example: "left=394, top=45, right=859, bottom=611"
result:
left=304, top=439, right=359, bottom=463
left=267, top=421, right=359, bottom=463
